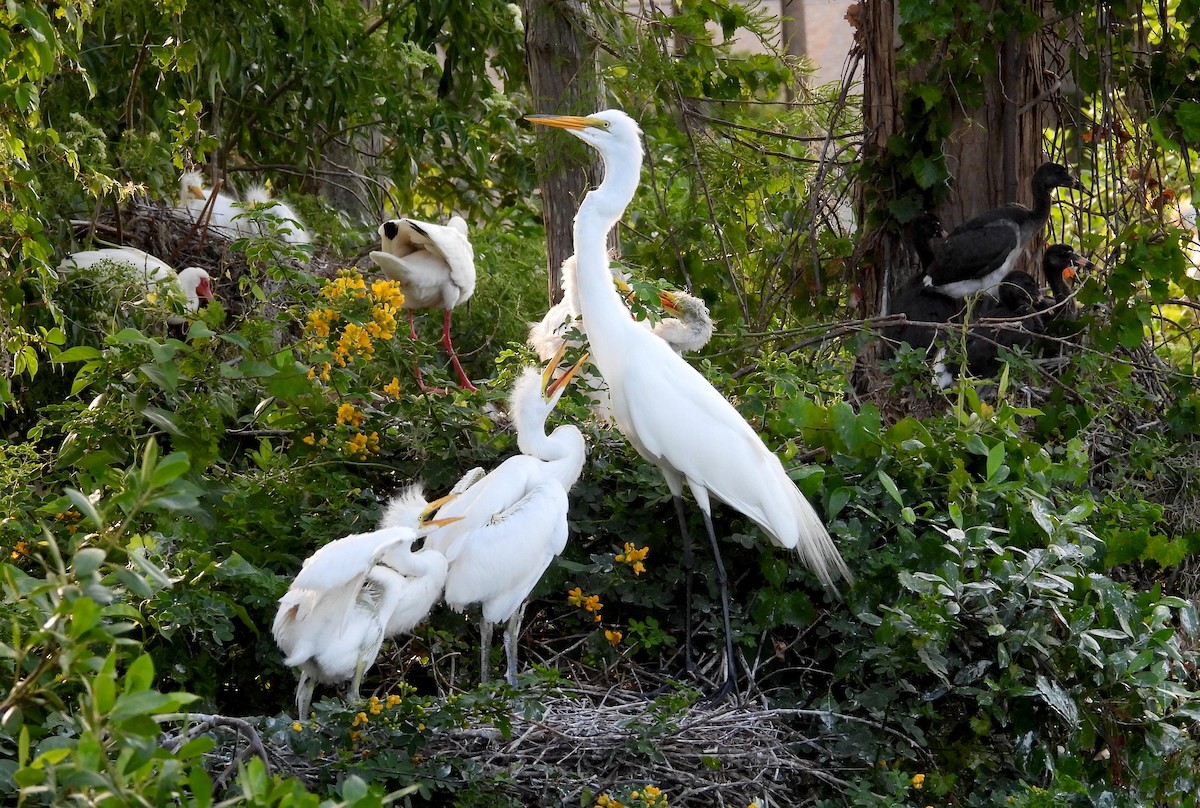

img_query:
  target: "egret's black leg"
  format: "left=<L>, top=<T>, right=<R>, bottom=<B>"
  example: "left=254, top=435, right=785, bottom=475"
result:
left=673, top=494, right=697, bottom=673
left=700, top=509, right=739, bottom=703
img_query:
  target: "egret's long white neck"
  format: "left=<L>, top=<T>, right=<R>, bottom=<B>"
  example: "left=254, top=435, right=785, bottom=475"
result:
left=518, top=419, right=586, bottom=492
left=573, top=142, right=644, bottom=361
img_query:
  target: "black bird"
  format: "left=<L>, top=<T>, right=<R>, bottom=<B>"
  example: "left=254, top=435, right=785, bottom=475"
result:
left=909, top=212, right=947, bottom=270
left=925, top=162, right=1085, bottom=299
left=935, top=244, right=1091, bottom=386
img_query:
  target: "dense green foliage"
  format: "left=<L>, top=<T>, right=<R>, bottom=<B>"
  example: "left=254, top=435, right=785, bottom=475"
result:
left=1, top=0, right=1199, bottom=806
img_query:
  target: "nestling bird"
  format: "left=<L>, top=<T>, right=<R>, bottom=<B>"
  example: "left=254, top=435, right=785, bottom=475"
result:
left=527, top=109, right=850, bottom=699
left=933, top=243, right=1092, bottom=387
left=529, top=255, right=714, bottom=419
left=175, top=171, right=257, bottom=240
left=243, top=184, right=312, bottom=246
left=272, top=495, right=459, bottom=718
left=58, top=247, right=214, bottom=325
left=370, top=216, right=478, bottom=391
left=925, top=161, right=1085, bottom=299
left=417, top=346, right=590, bottom=685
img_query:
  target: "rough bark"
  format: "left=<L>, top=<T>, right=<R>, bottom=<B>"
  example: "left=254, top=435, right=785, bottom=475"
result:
left=523, top=0, right=603, bottom=305
left=858, top=0, right=1051, bottom=316
left=780, top=0, right=807, bottom=99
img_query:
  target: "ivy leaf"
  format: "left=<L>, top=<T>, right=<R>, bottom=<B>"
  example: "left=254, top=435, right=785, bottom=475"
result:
left=1175, top=101, right=1200, bottom=141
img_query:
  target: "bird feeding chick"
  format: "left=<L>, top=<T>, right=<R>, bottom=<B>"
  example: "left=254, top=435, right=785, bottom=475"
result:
left=413, top=345, right=590, bottom=685
left=272, top=495, right=460, bottom=718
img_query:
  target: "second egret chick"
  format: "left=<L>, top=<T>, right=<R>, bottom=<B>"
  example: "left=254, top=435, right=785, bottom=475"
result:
left=423, top=346, right=590, bottom=685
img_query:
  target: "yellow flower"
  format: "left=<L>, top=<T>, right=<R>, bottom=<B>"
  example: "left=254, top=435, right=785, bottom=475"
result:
left=583, top=594, right=602, bottom=613
left=386, top=694, right=402, bottom=708
left=302, top=435, right=315, bottom=445
left=643, top=786, right=661, bottom=798
left=605, top=629, right=622, bottom=646
left=615, top=542, right=650, bottom=575
left=291, top=721, right=302, bottom=731
left=369, top=696, right=383, bottom=715
left=370, top=278, right=405, bottom=309
left=384, top=377, right=401, bottom=398
left=337, top=402, right=364, bottom=427
left=912, top=773, right=925, bottom=789
left=348, top=729, right=362, bottom=742
left=10, top=540, right=29, bottom=560
left=353, top=712, right=368, bottom=727
left=567, top=586, right=585, bottom=607
left=347, top=433, right=370, bottom=458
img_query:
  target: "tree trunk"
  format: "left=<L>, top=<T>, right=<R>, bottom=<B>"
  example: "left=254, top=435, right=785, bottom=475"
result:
left=523, top=0, right=603, bottom=305
left=858, top=0, right=1051, bottom=316
left=780, top=0, right=807, bottom=100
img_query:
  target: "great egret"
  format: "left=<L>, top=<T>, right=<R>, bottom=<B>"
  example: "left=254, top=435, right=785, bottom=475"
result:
left=58, top=247, right=214, bottom=325
left=272, top=496, right=459, bottom=718
left=527, top=110, right=850, bottom=697
left=369, top=216, right=478, bottom=391
left=176, top=171, right=257, bottom=240
left=529, top=255, right=714, bottom=419
left=925, top=162, right=1084, bottom=299
left=243, top=185, right=312, bottom=246
left=419, top=346, right=589, bottom=685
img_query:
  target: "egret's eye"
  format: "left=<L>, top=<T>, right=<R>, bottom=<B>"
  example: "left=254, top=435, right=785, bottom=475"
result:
left=600, top=120, right=611, bottom=129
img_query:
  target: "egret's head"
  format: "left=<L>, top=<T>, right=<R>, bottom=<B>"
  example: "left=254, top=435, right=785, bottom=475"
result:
left=178, top=267, right=214, bottom=310
left=660, top=290, right=710, bottom=323
left=180, top=171, right=207, bottom=200
left=525, top=109, right=642, bottom=156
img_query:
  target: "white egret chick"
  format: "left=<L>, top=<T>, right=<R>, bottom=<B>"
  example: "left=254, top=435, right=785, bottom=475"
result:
left=420, top=346, right=589, bottom=684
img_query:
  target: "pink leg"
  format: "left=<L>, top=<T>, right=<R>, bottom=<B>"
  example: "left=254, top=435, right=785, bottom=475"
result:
left=441, top=308, right=477, bottom=392
left=407, top=310, right=418, bottom=340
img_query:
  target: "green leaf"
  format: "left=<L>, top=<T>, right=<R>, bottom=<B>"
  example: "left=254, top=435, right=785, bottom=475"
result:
left=1175, top=101, right=1200, bottom=141
left=52, top=345, right=102, bottom=364
left=65, top=488, right=104, bottom=529
left=141, top=407, right=185, bottom=436
left=986, top=441, right=1005, bottom=482
left=877, top=469, right=904, bottom=506
left=150, top=453, right=191, bottom=488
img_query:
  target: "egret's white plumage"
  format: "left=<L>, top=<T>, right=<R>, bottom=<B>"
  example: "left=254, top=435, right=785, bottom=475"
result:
left=175, top=171, right=256, bottom=239
left=243, top=185, right=312, bottom=246
left=369, top=216, right=478, bottom=390
left=527, top=110, right=849, bottom=694
left=58, top=247, right=214, bottom=325
left=416, top=350, right=588, bottom=684
left=272, top=502, right=457, bottom=717
left=529, top=256, right=714, bottom=420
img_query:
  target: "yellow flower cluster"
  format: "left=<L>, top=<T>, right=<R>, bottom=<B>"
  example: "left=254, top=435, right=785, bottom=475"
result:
left=912, top=773, right=925, bottom=789
left=304, top=271, right=406, bottom=371
left=597, top=796, right=624, bottom=808
left=631, top=786, right=665, bottom=806
left=384, top=376, right=402, bottom=398
left=9, top=540, right=29, bottom=560
left=337, top=402, right=364, bottom=427
left=604, top=629, right=623, bottom=646
left=335, top=322, right=375, bottom=366
left=568, top=586, right=603, bottom=622
left=615, top=542, right=649, bottom=575
left=321, top=271, right=368, bottom=302
left=346, top=431, right=380, bottom=459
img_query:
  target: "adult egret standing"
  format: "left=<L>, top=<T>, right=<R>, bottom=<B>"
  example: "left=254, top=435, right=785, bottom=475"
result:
left=272, top=498, right=459, bottom=718
left=527, top=110, right=850, bottom=697
left=369, top=216, right=478, bottom=391
left=418, top=347, right=589, bottom=685
left=59, top=247, right=214, bottom=325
